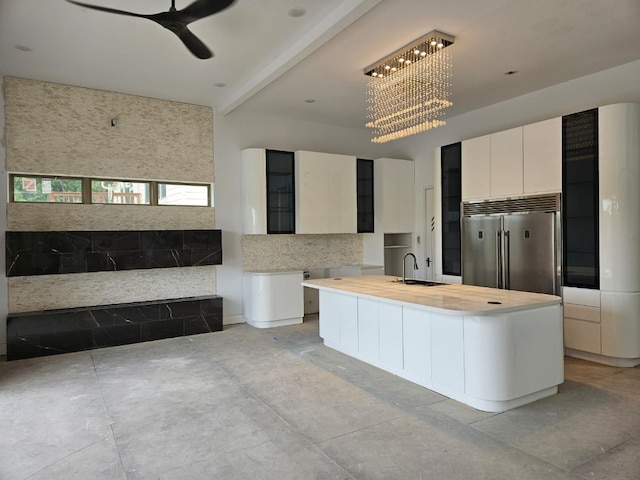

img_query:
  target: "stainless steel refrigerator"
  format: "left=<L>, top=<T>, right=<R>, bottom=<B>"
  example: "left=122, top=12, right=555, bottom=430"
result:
left=461, top=194, right=561, bottom=295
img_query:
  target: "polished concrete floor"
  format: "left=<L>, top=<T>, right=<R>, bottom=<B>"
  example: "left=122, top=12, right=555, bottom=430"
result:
left=1, top=316, right=639, bottom=480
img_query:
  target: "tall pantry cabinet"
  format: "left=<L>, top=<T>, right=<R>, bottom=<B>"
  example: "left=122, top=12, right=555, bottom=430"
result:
left=564, top=103, right=640, bottom=367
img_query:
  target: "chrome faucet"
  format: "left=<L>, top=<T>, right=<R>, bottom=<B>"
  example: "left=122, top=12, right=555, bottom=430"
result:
left=403, top=252, right=418, bottom=284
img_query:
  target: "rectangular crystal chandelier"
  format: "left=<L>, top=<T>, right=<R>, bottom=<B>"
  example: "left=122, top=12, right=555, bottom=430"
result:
left=364, top=31, right=455, bottom=143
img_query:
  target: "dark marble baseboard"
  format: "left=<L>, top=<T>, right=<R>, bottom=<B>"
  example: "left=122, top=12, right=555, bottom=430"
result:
left=6, top=230, right=222, bottom=277
left=7, top=296, right=223, bottom=361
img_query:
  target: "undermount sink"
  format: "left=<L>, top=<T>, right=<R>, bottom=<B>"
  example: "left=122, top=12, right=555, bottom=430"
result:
left=395, top=279, right=447, bottom=286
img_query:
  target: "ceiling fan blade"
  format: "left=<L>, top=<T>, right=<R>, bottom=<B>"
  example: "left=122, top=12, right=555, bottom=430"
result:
left=173, top=26, right=213, bottom=59
left=178, top=0, right=236, bottom=24
left=66, top=0, right=150, bottom=19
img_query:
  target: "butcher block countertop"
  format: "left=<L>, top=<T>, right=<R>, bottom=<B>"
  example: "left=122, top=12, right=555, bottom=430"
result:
left=301, top=275, right=561, bottom=316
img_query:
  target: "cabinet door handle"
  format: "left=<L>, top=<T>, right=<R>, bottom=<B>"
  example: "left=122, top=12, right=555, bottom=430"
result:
left=496, top=231, right=503, bottom=289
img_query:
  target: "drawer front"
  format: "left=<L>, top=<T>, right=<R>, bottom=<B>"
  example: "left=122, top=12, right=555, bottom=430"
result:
left=563, top=287, right=600, bottom=307
left=564, top=303, right=601, bottom=323
left=564, top=318, right=601, bottom=354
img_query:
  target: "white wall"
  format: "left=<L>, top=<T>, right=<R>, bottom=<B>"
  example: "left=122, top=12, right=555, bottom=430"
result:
left=399, top=59, right=640, bottom=280
left=213, top=111, right=409, bottom=323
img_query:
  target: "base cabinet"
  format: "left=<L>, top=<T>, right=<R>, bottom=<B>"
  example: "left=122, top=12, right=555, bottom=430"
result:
left=402, top=307, right=431, bottom=381
left=243, top=271, right=304, bottom=328
left=430, top=313, right=464, bottom=393
left=562, top=286, right=601, bottom=354
left=317, top=290, right=563, bottom=412
left=318, top=290, right=357, bottom=347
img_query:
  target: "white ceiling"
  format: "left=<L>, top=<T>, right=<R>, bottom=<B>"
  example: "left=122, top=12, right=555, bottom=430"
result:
left=2, top=0, right=640, bottom=131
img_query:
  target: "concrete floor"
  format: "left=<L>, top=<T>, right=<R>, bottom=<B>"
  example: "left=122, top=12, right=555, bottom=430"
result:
left=1, top=316, right=639, bottom=480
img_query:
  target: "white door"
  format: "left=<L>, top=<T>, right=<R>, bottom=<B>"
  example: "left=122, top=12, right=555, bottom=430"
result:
left=424, top=188, right=435, bottom=280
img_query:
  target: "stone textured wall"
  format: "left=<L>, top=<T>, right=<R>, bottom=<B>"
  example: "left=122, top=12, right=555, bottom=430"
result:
left=242, top=234, right=363, bottom=271
left=8, top=267, right=217, bottom=313
left=3, top=77, right=216, bottom=314
left=4, top=77, right=214, bottom=182
left=7, top=203, right=215, bottom=231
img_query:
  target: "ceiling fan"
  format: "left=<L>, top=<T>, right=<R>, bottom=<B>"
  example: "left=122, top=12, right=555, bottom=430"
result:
left=66, top=0, right=236, bottom=59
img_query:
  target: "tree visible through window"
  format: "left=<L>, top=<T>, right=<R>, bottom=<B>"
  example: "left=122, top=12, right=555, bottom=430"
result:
left=12, top=176, right=83, bottom=203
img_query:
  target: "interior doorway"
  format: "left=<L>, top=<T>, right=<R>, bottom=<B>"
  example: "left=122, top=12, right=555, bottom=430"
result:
left=424, top=188, right=435, bottom=280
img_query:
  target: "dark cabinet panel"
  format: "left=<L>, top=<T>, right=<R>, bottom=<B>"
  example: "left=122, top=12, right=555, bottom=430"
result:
left=562, top=109, right=599, bottom=288
left=266, top=150, right=295, bottom=234
left=441, top=142, right=462, bottom=276
left=357, top=159, right=374, bottom=233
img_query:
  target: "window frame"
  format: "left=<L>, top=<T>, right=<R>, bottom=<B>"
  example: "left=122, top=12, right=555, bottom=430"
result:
left=90, top=177, right=152, bottom=206
left=8, top=173, right=212, bottom=208
left=156, top=181, right=212, bottom=207
left=9, top=174, right=85, bottom=204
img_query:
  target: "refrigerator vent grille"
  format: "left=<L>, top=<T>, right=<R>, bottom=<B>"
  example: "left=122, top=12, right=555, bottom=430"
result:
left=462, top=194, right=560, bottom=216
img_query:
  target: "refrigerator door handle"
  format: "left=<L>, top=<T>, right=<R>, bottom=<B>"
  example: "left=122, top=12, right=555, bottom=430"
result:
left=504, top=230, right=511, bottom=290
left=496, top=230, right=503, bottom=289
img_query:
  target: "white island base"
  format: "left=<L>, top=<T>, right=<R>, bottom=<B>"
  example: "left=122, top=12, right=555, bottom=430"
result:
left=303, top=276, right=564, bottom=413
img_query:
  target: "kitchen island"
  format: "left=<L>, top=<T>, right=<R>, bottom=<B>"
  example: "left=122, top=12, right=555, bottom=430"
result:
left=302, top=275, right=563, bottom=412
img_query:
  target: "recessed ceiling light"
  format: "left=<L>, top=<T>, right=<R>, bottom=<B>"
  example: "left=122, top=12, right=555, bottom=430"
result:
left=504, top=70, right=519, bottom=76
left=214, top=82, right=227, bottom=87
left=304, top=99, right=316, bottom=104
left=287, top=7, right=306, bottom=18
left=14, top=45, right=32, bottom=52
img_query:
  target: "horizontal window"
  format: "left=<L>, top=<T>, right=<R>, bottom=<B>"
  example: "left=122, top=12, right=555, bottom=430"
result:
left=9, top=174, right=212, bottom=207
left=158, top=183, right=210, bottom=206
left=12, top=175, right=83, bottom=203
left=91, top=179, right=150, bottom=205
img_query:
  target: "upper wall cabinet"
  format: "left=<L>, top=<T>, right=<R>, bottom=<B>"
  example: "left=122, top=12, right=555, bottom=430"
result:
left=295, top=151, right=357, bottom=234
left=524, top=118, right=562, bottom=194
left=462, top=121, right=562, bottom=201
left=461, top=135, right=490, bottom=200
left=490, top=127, right=524, bottom=197
left=241, top=148, right=268, bottom=234
left=375, top=158, right=415, bottom=233
left=241, top=148, right=296, bottom=235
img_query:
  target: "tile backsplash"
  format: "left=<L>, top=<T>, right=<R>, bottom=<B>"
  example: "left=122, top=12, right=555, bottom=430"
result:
left=242, top=234, right=363, bottom=271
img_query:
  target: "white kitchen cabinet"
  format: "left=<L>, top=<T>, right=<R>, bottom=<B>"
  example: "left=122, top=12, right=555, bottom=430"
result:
left=378, top=303, right=403, bottom=371
left=562, top=286, right=601, bottom=354
left=461, top=135, right=491, bottom=201
left=402, top=307, right=431, bottom=382
left=375, top=158, right=414, bottom=233
left=430, top=312, right=464, bottom=393
left=599, top=103, right=640, bottom=293
left=490, top=127, right=523, bottom=198
left=356, top=298, right=402, bottom=370
left=295, top=151, right=357, bottom=234
left=461, top=120, right=561, bottom=201
left=242, top=270, right=304, bottom=328
left=319, top=290, right=358, bottom=347
left=241, top=148, right=296, bottom=235
left=597, top=103, right=640, bottom=365
left=241, top=148, right=267, bottom=234
left=523, top=118, right=562, bottom=194
left=358, top=298, right=380, bottom=361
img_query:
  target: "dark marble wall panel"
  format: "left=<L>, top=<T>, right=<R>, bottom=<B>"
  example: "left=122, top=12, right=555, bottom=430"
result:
left=6, top=230, right=222, bottom=277
left=7, top=295, right=223, bottom=360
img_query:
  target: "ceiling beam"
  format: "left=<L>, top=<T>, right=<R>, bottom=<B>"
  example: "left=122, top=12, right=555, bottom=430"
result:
left=215, top=0, right=382, bottom=116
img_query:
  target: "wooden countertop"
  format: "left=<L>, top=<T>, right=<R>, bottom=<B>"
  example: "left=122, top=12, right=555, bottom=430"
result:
left=301, top=275, right=561, bottom=316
